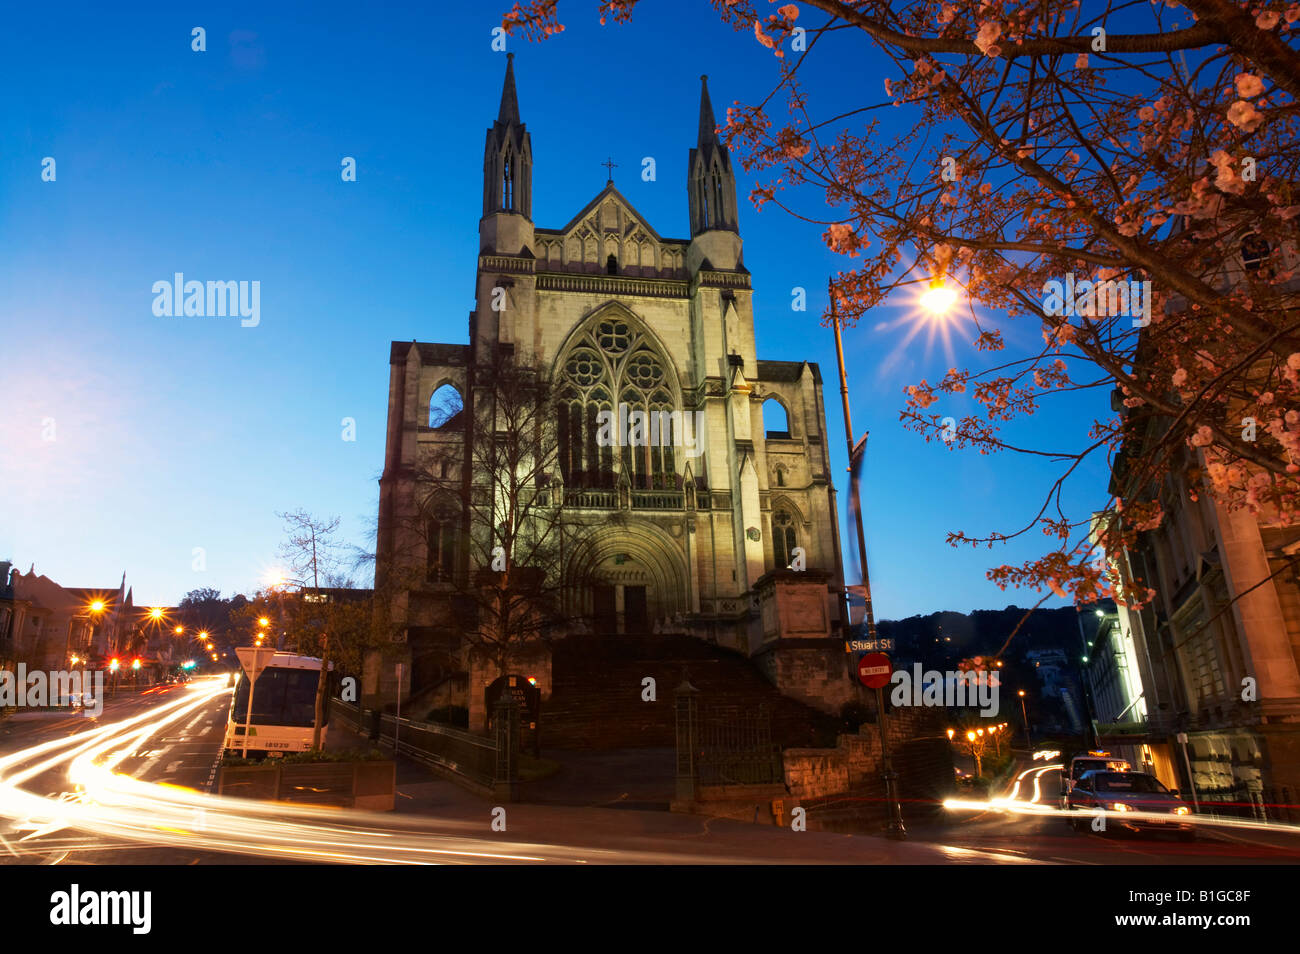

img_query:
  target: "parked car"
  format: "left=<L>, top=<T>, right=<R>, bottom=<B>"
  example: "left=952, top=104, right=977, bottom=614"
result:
left=1066, top=770, right=1195, bottom=840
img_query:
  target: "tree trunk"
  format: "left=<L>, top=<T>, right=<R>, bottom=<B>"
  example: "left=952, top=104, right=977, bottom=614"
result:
left=311, top=632, right=330, bottom=751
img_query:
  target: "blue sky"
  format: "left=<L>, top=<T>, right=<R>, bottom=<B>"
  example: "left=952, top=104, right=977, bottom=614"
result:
left=0, top=1, right=1111, bottom=616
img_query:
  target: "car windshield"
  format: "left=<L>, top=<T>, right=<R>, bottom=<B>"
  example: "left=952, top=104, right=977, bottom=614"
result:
left=1092, top=772, right=1168, bottom=794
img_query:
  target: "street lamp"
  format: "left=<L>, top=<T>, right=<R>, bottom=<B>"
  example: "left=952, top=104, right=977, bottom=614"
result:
left=919, top=279, right=958, bottom=316
left=1018, top=689, right=1032, bottom=748
left=830, top=277, right=905, bottom=841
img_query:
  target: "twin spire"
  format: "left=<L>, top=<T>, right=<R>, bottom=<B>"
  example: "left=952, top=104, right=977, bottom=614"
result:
left=483, top=58, right=737, bottom=235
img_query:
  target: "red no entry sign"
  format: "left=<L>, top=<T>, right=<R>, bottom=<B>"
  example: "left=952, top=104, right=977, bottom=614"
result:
left=857, top=652, right=893, bottom=689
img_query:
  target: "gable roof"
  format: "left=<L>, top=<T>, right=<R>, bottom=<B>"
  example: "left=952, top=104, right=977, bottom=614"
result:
left=540, top=183, right=668, bottom=245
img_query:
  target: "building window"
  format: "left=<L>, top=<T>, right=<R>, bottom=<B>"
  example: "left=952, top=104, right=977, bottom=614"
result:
left=557, top=316, right=676, bottom=490
left=1241, top=234, right=1271, bottom=272
left=711, top=168, right=724, bottom=225
left=429, top=384, right=463, bottom=429
left=606, top=254, right=618, bottom=275
left=502, top=153, right=514, bottom=210
left=764, top=398, right=791, bottom=439
left=773, top=508, right=798, bottom=568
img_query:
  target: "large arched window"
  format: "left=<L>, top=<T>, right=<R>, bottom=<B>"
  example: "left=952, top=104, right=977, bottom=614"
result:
left=772, top=507, right=798, bottom=569
left=556, top=315, right=677, bottom=490
left=429, top=384, right=463, bottom=429
left=763, top=397, right=790, bottom=439
left=502, top=152, right=514, bottom=210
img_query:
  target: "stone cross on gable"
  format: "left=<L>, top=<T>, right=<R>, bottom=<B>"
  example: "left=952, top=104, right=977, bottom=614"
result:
left=602, top=157, right=617, bottom=182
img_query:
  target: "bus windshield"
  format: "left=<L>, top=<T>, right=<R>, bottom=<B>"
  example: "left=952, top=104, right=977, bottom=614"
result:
left=231, top=667, right=321, bottom=727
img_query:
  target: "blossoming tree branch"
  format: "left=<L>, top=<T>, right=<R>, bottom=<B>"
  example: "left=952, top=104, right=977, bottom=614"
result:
left=503, top=0, right=1300, bottom=615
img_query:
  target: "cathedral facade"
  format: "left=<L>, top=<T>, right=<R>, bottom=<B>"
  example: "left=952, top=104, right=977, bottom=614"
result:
left=371, top=56, right=848, bottom=712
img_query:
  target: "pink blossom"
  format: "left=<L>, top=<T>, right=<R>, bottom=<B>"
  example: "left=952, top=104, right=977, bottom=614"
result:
left=1075, top=53, right=1089, bottom=69
left=1139, top=107, right=1155, bottom=121
left=1190, top=425, right=1214, bottom=447
left=1172, top=368, right=1188, bottom=387
left=1227, top=100, right=1264, bottom=131
left=1235, top=73, right=1265, bottom=98
left=974, top=21, right=1002, bottom=56
left=1257, top=9, right=1281, bottom=29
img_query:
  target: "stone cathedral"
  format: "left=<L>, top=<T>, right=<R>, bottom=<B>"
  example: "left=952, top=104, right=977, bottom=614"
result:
left=370, top=56, right=852, bottom=723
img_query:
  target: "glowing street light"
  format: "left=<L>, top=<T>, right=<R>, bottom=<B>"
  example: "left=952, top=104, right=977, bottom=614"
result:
left=149, top=607, right=164, bottom=621
left=175, top=625, right=185, bottom=635
left=919, top=280, right=958, bottom=316
left=90, top=600, right=105, bottom=613
left=258, top=617, right=270, bottom=628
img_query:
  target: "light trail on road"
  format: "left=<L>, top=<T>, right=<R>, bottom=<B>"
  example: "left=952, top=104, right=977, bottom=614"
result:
left=0, top=678, right=618, bottom=864
left=944, top=762, right=1300, bottom=842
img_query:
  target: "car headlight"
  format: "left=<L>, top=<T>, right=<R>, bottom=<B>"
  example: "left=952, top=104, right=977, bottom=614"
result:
left=1173, top=806, right=1190, bottom=815
left=1110, top=802, right=1131, bottom=812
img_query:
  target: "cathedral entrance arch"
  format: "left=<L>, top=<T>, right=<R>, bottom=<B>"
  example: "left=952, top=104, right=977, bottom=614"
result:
left=566, top=522, right=687, bottom=636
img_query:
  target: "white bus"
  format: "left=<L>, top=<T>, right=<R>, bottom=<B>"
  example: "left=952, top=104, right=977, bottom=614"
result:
left=224, top=648, right=333, bottom=758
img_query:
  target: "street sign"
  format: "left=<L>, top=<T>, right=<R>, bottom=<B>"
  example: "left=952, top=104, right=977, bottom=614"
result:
left=235, top=646, right=279, bottom=683
left=857, top=652, right=893, bottom=689
left=846, top=638, right=894, bottom=653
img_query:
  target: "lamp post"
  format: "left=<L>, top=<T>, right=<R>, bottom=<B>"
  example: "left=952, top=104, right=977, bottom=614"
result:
left=1018, top=689, right=1032, bottom=748
left=830, top=277, right=905, bottom=840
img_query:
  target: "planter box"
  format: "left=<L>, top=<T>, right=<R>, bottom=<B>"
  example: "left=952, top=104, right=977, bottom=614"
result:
left=217, top=760, right=396, bottom=811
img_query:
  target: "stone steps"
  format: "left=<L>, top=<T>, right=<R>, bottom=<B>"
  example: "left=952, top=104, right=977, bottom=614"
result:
left=542, top=636, right=842, bottom=750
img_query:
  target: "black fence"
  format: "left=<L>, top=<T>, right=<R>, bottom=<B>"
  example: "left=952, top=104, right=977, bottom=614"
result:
left=332, top=700, right=499, bottom=791
left=697, top=704, right=783, bottom=786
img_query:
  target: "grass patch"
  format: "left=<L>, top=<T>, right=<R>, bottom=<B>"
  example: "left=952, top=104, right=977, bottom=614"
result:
left=517, top=753, right=562, bottom=782
left=221, top=747, right=388, bottom=767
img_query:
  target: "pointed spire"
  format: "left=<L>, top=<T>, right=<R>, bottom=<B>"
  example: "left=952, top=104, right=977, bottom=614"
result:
left=498, top=53, right=520, bottom=125
left=697, top=74, right=718, bottom=147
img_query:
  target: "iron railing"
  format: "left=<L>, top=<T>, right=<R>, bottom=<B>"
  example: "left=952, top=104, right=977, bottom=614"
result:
left=698, top=704, right=783, bottom=786
left=333, top=701, right=498, bottom=788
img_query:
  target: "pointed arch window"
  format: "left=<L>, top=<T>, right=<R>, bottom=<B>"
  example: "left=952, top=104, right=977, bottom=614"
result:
left=556, top=316, right=677, bottom=490
left=773, top=507, right=798, bottom=569
left=711, top=167, right=724, bottom=227
left=502, top=152, right=514, bottom=210
left=699, top=178, right=710, bottom=229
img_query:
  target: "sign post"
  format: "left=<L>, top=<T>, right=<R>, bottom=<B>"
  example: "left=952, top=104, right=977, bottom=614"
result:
left=395, top=663, right=403, bottom=754
left=857, top=653, right=906, bottom=839
left=235, top=646, right=278, bottom=758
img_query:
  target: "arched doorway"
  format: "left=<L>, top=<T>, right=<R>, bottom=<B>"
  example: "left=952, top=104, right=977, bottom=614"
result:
left=565, top=523, right=688, bottom=636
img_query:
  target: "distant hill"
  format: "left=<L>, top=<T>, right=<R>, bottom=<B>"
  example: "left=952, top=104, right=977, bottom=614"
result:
left=876, top=606, right=1085, bottom=669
